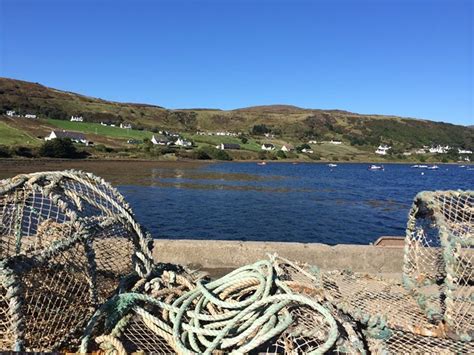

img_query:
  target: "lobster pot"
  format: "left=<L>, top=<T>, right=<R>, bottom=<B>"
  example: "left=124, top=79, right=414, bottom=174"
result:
left=0, top=170, right=153, bottom=351
left=403, top=190, right=473, bottom=340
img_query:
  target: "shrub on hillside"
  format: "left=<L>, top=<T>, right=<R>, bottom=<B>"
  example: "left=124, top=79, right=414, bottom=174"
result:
left=276, top=150, right=287, bottom=159
left=39, top=138, right=79, bottom=158
left=0, top=145, right=11, bottom=158
left=14, top=146, right=35, bottom=158
left=199, top=146, right=232, bottom=161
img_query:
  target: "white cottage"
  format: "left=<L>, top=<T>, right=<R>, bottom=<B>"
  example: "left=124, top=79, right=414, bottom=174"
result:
left=175, top=138, right=192, bottom=147
left=45, top=130, right=88, bottom=144
left=261, top=143, right=275, bottom=151
left=375, top=145, right=391, bottom=155
left=70, top=116, right=84, bottom=122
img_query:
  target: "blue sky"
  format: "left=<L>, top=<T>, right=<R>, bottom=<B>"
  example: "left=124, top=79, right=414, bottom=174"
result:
left=0, top=0, right=472, bottom=125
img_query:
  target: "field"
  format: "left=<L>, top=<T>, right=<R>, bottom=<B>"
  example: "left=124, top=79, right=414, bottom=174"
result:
left=0, top=120, right=42, bottom=146
left=185, top=134, right=263, bottom=152
left=46, top=119, right=154, bottom=141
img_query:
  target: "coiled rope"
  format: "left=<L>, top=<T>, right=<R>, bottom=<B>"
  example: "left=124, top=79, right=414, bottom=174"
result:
left=81, top=259, right=339, bottom=354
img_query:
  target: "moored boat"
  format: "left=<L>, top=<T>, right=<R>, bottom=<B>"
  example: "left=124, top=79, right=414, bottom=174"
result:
left=368, top=164, right=384, bottom=171
left=327, top=163, right=338, bottom=168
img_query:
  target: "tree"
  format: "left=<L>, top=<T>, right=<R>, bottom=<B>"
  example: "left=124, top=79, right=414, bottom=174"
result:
left=39, top=138, right=78, bottom=158
left=251, top=124, right=271, bottom=135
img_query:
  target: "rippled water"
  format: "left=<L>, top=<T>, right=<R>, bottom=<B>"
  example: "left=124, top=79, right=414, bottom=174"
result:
left=119, top=163, right=473, bottom=245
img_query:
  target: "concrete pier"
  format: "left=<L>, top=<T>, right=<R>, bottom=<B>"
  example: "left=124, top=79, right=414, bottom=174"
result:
left=152, top=239, right=405, bottom=278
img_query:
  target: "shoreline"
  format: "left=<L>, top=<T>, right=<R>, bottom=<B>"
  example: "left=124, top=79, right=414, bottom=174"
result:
left=0, top=157, right=471, bottom=165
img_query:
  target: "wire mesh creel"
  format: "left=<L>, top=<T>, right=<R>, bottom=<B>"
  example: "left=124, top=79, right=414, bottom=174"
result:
left=0, top=170, right=154, bottom=351
left=403, top=190, right=473, bottom=341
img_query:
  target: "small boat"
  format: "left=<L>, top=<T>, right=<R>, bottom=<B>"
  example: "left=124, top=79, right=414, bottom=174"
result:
left=459, top=165, right=466, bottom=168
left=327, top=164, right=338, bottom=168
left=411, top=165, right=420, bottom=168
left=368, top=165, right=384, bottom=171
left=257, top=161, right=267, bottom=166
left=427, top=165, right=439, bottom=170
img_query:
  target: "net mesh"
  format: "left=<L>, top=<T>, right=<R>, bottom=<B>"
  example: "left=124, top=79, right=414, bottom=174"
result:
left=0, top=170, right=153, bottom=351
left=1, top=171, right=472, bottom=354
left=403, top=190, right=473, bottom=339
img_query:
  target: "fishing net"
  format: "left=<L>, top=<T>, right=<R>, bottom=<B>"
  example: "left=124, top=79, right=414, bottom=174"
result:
left=80, top=256, right=363, bottom=354
left=0, top=169, right=472, bottom=354
left=403, top=190, right=473, bottom=340
left=0, top=170, right=154, bottom=351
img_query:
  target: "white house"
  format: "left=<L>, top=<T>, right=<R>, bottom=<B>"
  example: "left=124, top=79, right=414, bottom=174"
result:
left=281, top=144, right=294, bottom=152
left=175, top=138, right=192, bottom=147
left=429, top=145, right=450, bottom=154
left=308, top=140, right=318, bottom=144
left=6, top=110, right=16, bottom=117
left=329, top=140, right=342, bottom=145
left=458, top=148, right=473, bottom=154
left=261, top=143, right=275, bottom=151
left=70, top=116, right=83, bottom=122
left=375, top=145, right=391, bottom=155
left=24, top=114, right=37, bottom=119
left=120, top=123, right=132, bottom=129
left=217, top=143, right=240, bottom=150
left=301, top=148, right=314, bottom=154
left=415, top=149, right=426, bottom=154
left=151, top=135, right=169, bottom=145
left=44, top=130, right=88, bottom=145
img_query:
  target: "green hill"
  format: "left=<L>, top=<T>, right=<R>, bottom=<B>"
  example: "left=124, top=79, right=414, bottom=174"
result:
left=0, top=77, right=472, bottom=161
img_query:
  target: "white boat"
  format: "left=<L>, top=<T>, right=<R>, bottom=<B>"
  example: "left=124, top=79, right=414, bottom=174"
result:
left=459, top=165, right=466, bottom=168
left=411, top=165, right=420, bottom=168
left=327, top=164, right=338, bottom=168
left=368, top=165, right=384, bottom=171
left=427, top=165, right=439, bottom=170
left=257, top=161, right=267, bottom=166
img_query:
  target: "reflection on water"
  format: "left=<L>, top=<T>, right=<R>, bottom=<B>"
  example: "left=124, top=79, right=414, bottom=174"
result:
left=1, top=160, right=473, bottom=245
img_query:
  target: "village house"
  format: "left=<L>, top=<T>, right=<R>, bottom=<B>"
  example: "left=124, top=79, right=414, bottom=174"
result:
left=175, top=137, right=192, bottom=147
left=458, top=148, right=473, bottom=154
left=44, top=130, right=88, bottom=145
left=6, top=110, right=16, bottom=117
left=415, top=149, right=426, bottom=154
left=375, top=145, right=391, bottom=155
left=308, top=140, right=318, bottom=144
left=217, top=143, right=240, bottom=150
left=120, top=122, right=132, bottom=129
left=70, top=116, right=84, bottom=122
left=264, top=133, right=275, bottom=139
left=429, top=145, right=450, bottom=154
left=301, top=148, right=314, bottom=154
left=24, top=114, right=37, bottom=119
left=280, top=144, right=294, bottom=152
left=151, top=135, right=170, bottom=145
left=329, top=140, right=342, bottom=145
left=261, top=143, right=275, bottom=151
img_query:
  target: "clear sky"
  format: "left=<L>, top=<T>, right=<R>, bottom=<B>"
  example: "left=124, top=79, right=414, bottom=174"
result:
left=0, top=0, right=472, bottom=125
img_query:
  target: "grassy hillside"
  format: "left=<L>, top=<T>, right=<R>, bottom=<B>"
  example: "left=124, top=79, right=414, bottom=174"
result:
left=0, top=121, right=41, bottom=146
left=46, top=119, right=153, bottom=140
left=0, top=77, right=472, bottom=162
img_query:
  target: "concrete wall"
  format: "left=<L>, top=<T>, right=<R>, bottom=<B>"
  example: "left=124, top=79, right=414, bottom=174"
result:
left=152, top=239, right=405, bottom=275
